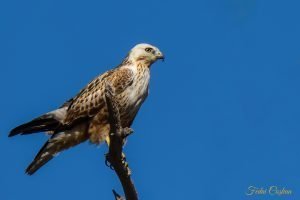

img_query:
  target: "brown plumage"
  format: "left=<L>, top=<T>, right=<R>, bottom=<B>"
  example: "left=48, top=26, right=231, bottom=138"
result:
left=9, top=43, right=164, bottom=175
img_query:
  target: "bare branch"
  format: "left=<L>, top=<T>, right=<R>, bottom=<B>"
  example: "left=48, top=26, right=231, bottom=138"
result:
left=105, top=82, right=138, bottom=200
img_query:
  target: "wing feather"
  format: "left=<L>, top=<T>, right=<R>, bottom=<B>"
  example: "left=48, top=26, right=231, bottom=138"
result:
left=63, top=67, right=134, bottom=125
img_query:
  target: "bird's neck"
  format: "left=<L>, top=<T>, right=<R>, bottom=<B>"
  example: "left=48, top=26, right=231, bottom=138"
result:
left=121, top=56, right=152, bottom=69
left=136, top=60, right=152, bottom=69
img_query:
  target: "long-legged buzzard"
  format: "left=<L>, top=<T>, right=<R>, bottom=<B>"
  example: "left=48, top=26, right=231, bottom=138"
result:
left=9, top=43, right=164, bottom=175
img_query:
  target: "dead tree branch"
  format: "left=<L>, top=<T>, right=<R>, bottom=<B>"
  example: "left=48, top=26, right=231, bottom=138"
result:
left=104, top=82, right=138, bottom=200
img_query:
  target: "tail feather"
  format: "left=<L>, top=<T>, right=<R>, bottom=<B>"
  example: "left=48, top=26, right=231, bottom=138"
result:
left=9, top=116, right=59, bottom=137
left=9, top=107, right=68, bottom=137
left=26, top=140, right=55, bottom=175
left=26, top=125, right=88, bottom=175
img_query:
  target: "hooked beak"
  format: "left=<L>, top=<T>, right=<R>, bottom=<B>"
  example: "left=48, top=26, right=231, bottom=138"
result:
left=156, top=51, right=165, bottom=61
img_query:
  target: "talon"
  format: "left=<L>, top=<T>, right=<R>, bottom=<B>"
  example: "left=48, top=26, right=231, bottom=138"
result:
left=123, top=127, right=134, bottom=137
left=121, top=152, right=127, bottom=162
left=127, top=167, right=131, bottom=176
left=124, top=162, right=128, bottom=168
left=120, top=152, right=131, bottom=176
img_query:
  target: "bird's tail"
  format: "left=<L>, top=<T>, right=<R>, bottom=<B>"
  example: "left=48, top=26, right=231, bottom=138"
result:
left=26, top=125, right=88, bottom=175
left=9, top=108, right=67, bottom=137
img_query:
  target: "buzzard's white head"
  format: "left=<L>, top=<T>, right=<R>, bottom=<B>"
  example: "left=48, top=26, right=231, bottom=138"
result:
left=127, top=43, right=164, bottom=65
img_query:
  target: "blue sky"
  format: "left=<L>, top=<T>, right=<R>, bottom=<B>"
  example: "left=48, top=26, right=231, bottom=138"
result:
left=1, top=0, right=300, bottom=199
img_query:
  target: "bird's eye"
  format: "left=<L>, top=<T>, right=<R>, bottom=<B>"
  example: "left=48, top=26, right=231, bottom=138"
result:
left=145, top=48, right=153, bottom=53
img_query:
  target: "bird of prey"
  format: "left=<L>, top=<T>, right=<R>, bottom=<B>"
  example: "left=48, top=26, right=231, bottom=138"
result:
left=9, top=43, right=164, bottom=175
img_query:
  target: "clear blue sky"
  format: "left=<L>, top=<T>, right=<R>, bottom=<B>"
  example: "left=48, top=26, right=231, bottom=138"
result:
left=1, top=0, right=299, bottom=199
